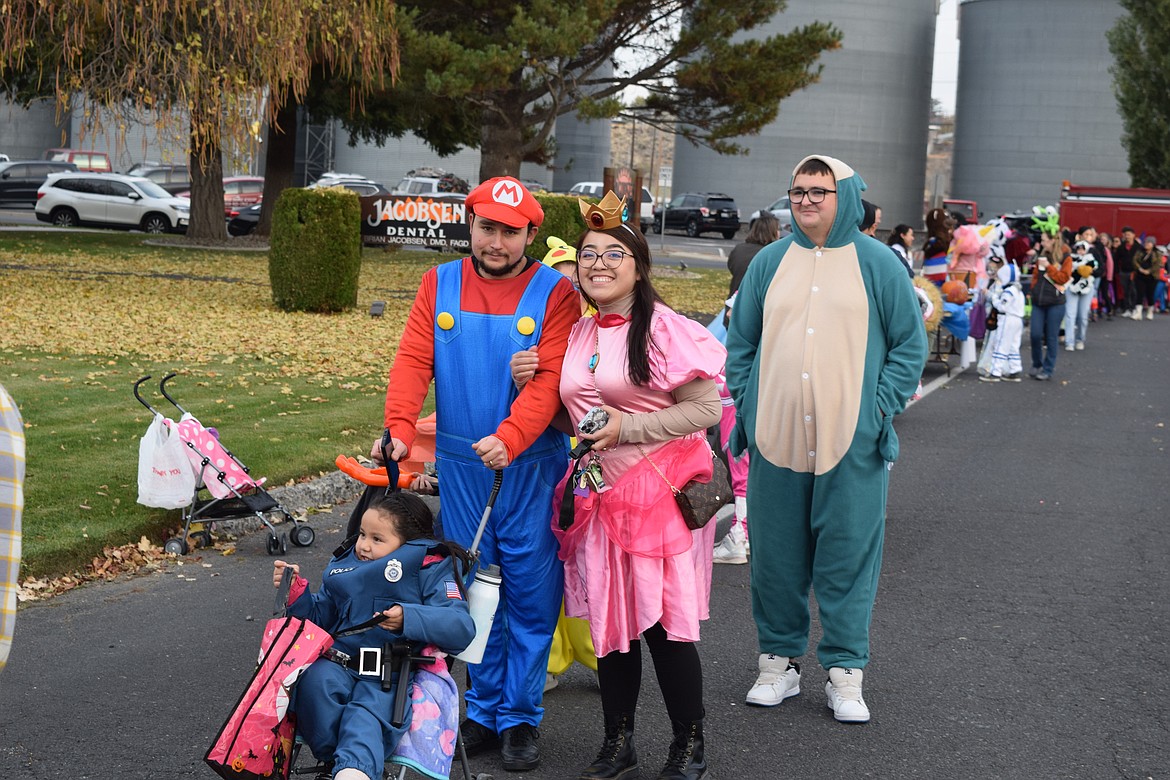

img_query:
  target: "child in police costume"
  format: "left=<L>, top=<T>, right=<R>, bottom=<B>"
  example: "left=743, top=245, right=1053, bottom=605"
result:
left=273, top=492, right=475, bottom=780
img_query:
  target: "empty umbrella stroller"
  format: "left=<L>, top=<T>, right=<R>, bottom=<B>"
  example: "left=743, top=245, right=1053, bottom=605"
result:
left=133, top=373, right=316, bottom=556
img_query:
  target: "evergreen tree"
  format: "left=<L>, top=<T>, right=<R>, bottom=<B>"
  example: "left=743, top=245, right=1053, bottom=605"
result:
left=1107, top=0, right=1170, bottom=188
left=306, top=0, right=842, bottom=182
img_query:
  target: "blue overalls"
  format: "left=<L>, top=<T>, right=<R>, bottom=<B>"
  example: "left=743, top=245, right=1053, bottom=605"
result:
left=432, top=259, right=567, bottom=732
left=291, top=540, right=474, bottom=779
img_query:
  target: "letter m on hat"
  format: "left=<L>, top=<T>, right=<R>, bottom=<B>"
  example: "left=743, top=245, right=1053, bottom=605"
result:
left=492, top=180, right=523, bottom=206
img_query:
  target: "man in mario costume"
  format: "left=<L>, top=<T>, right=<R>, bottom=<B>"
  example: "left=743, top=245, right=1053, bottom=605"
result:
left=372, top=176, right=580, bottom=771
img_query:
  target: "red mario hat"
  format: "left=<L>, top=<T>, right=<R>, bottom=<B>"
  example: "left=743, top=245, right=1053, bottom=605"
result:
left=466, top=176, right=544, bottom=228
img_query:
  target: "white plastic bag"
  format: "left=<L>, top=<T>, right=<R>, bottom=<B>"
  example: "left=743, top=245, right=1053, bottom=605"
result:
left=137, top=414, right=196, bottom=509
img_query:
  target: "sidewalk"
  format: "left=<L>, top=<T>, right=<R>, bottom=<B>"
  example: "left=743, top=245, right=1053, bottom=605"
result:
left=0, top=316, right=1166, bottom=779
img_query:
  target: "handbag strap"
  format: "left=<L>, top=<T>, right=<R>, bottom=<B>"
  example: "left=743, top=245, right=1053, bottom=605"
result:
left=274, top=566, right=295, bottom=617
left=636, top=442, right=682, bottom=495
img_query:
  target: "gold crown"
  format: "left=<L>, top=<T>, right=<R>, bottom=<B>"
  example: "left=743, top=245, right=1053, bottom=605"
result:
left=578, top=191, right=628, bottom=230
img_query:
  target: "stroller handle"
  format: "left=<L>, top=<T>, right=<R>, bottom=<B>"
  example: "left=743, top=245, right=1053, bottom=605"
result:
left=133, top=375, right=162, bottom=416
left=468, top=469, right=504, bottom=558
left=378, top=429, right=401, bottom=495
left=159, top=372, right=189, bottom=416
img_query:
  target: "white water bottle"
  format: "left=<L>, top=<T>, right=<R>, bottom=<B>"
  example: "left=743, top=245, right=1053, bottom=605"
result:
left=456, top=564, right=501, bottom=664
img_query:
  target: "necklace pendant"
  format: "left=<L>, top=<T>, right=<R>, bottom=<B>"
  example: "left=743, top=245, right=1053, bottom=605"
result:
left=588, top=353, right=599, bottom=373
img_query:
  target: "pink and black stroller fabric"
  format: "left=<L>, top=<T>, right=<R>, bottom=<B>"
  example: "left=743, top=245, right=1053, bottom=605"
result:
left=206, top=568, right=334, bottom=779
left=133, top=373, right=316, bottom=556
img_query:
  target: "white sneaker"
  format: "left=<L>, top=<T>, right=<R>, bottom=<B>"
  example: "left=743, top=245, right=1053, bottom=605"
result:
left=825, top=667, right=870, bottom=723
left=1147, top=308, right=1155, bottom=320
left=745, top=654, right=800, bottom=706
left=712, top=524, right=749, bottom=565
left=544, top=672, right=559, bottom=693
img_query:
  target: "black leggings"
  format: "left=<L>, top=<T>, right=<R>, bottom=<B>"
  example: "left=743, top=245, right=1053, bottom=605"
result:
left=596, top=622, right=704, bottom=723
left=1134, top=273, right=1158, bottom=306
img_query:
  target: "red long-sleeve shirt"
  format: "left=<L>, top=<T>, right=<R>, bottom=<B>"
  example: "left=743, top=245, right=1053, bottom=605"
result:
left=384, top=258, right=580, bottom=461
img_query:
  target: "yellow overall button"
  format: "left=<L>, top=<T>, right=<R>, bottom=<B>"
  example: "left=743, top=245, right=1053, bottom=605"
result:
left=517, top=316, right=536, bottom=336
left=437, top=311, right=455, bottom=330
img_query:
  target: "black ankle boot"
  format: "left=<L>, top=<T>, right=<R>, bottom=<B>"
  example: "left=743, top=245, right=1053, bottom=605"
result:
left=579, top=712, right=638, bottom=780
left=656, top=719, right=707, bottom=780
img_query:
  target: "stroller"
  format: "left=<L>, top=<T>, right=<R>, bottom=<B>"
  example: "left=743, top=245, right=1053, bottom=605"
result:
left=287, top=433, right=497, bottom=780
left=133, top=373, right=316, bottom=556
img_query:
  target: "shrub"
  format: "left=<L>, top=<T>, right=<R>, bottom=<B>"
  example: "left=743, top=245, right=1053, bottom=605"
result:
left=530, top=193, right=586, bottom=255
left=269, top=187, right=362, bottom=312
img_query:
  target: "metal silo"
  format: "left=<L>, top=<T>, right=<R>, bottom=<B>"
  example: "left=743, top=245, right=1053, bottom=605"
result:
left=952, top=0, right=1126, bottom=218
left=671, top=0, right=938, bottom=233
left=0, top=99, right=66, bottom=160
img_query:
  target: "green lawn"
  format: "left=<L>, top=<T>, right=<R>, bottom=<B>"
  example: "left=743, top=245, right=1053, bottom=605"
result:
left=0, top=230, right=727, bottom=578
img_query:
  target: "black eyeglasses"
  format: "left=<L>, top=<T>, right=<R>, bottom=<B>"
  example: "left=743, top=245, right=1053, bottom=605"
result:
left=787, top=187, right=837, bottom=204
left=578, top=249, right=632, bottom=269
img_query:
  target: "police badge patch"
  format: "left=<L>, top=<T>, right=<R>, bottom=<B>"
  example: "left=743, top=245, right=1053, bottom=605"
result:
left=384, top=559, right=403, bottom=583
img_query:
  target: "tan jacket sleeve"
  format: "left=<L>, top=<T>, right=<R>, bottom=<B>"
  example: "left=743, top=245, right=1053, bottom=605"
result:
left=618, top=378, right=722, bottom=444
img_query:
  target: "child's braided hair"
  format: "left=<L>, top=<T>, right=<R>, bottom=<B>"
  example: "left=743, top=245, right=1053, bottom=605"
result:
left=368, top=492, right=475, bottom=587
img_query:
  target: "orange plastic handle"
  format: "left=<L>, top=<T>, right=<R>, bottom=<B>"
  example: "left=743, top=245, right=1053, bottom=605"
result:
left=335, top=455, right=417, bottom=488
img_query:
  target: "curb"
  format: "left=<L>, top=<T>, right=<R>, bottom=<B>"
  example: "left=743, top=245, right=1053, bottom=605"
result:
left=209, top=470, right=366, bottom=539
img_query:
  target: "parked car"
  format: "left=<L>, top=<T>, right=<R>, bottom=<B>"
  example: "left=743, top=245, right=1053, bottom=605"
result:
left=0, top=160, right=78, bottom=207
left=223, top=176, right=265, bottom=214
left=311, top=172, right=375, bottom=188
left=125, top=163, right=190, bottom=195
left=43, top=148, right=112, bottom=173
left=652, top=192, right=740, bottom=239
left=569, top=182, right=656, bottom=232
left=226, top=203, right=262, bottom=237
left=178, top=175, right=266, bottom=216
left=35, top=172, right=189, bottom=233
left=307, top=176, right=390, bottom=198
left=227, top=180, right=390, bottom=236
left=749, top=194, right=793, bottom=233
left=392, top=168, right=470, bottom=196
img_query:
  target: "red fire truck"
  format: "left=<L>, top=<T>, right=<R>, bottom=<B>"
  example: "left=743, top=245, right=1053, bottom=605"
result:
left=1059, top=181, right=1170, bottom=238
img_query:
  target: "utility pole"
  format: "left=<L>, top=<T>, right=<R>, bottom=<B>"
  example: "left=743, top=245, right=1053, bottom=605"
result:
left=629, top=117, right=637, bottom=169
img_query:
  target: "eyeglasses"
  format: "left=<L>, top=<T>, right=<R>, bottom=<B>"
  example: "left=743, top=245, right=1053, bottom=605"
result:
left=578, top=249, right=632, bottom=269
left=787, top=187, right=837, bottom=204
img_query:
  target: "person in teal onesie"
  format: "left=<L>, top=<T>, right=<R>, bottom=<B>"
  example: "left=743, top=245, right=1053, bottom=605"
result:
left=725, top=154, right=927, bottom=723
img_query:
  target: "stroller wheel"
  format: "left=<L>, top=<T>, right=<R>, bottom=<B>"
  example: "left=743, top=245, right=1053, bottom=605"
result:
left=280, top=534, right=289, bottom=554
left=164, top=537, right=188, bottom=556
left=265, top=534, right=280, bottom=556
left=290, top=525, right=315, bottom=548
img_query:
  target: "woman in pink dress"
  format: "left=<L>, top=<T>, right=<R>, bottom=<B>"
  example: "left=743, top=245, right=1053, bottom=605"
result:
left=558, top=194, right=725, bottom=780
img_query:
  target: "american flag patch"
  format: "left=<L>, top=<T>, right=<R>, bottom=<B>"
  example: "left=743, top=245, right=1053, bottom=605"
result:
left=445, top=581, right=462, bottom=600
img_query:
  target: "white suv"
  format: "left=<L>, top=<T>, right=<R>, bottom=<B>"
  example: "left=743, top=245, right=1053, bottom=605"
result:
left=749, top=195, right=793, bottom=233
left=569, top=182, right=655, bottom=232
left=36, top=172, right=190, bottom=233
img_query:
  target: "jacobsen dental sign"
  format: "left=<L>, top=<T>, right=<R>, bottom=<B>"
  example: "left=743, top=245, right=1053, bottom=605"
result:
left=361, top=195, right=470, bottom=251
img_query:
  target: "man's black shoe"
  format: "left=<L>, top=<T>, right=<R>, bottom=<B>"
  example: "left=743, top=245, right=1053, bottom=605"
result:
left=460, top=719, right=499, bottom=757
left=500, top=723, right=541, bottom=772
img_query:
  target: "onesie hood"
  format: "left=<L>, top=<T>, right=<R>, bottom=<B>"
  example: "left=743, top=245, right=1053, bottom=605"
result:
left=789, top=154, right=867, bottom=249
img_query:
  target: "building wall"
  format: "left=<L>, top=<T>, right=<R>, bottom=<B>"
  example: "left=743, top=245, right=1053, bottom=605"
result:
left=671, top=0, right=938, bottom=230
left=951, top=0, right=1126, bottom=218
left=551, top=112, right=612, bottom=192
left=0, top=99, right=67, bottom=161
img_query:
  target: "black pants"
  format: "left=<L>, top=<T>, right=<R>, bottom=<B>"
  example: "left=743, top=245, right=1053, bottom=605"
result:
left=596, top=622, right=704, bottom=723
left=1117, top=273, right=1135, bottom=311
left=1097, top=277, right=1115, bottom=315
left=1134, top=273, right=1158, bottom=307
